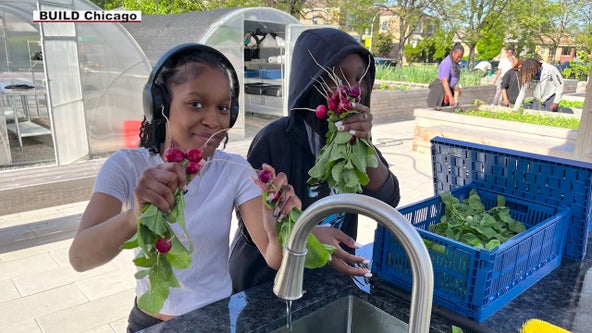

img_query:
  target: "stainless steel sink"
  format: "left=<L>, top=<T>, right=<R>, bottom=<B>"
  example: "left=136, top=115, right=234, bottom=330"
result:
left=271, top=295, right=408, bottom=333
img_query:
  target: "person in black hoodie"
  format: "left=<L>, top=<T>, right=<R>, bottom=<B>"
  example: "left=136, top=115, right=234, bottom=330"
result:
left=229, top=28, right=401, bottom=293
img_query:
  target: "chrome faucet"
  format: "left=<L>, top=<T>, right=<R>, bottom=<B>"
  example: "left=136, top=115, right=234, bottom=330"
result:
left=273, top=194, right=434, bottom=333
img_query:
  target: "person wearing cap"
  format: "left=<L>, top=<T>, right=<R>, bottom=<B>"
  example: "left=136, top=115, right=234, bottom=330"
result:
left=492, top=46, right=518, bottom=105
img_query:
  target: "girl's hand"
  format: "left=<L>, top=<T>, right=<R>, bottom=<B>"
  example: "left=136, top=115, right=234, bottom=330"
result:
left=333, top=102, right=372, bottom=139
left=253, top=164, right=302, bottom=233
left=311, top=227, right=371, bottom=277
left=133, top=163, right=187, bottom=221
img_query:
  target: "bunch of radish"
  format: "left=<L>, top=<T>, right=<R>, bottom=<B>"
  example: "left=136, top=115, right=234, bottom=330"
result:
left=308, top=80, right=378, bottom=194
left=122, top=143, right=204, bottom=315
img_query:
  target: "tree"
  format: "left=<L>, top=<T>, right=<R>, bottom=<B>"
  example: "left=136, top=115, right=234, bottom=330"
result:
left=475, top=23, right=504, bottom=60
left=89, top=0, right=306, bottom=15
left=374, top=32, right=394, bottom=57
left=432, top=0, right=511, bottom=68
left=379, top=1, right=432, bottom=64
left=404, top=25, right=452, bottom=63
left=535, top=0, right=582, bottom=62
left=323, top=0, right=388, bottom=43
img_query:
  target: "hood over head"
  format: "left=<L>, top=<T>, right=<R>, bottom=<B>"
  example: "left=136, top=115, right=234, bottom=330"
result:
left=287, top=28, right=375, bottom=130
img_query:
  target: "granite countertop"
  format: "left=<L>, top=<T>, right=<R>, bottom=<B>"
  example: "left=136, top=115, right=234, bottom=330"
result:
left=142, top=238, right=592, bottom=333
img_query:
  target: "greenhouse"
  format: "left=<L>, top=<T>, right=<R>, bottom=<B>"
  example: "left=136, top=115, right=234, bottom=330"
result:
left=122, top=7, right=315, bottom=137
left=0, top=2, right=321, bottom=168
left=0, top=0, right=150, bottom=167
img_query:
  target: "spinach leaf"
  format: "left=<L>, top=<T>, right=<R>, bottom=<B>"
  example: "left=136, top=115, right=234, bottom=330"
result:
left=428, top=189, right=527, bottom=250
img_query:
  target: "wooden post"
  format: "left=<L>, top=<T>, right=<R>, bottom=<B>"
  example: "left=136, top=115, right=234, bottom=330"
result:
left=574, top=69, right=592, bottom=162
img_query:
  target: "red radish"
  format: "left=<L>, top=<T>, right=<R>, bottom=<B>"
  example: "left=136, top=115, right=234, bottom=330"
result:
left=186, top=161, right=201, bottom=175
left=257, top=169, right=272, bottom=183
left=327, top=97, right=338, bottom=111
left=349, top=135, right=357, bottom=144
left=347, top=85, right=361, bottom=98
left=186, top=148, right=203, bottom=163
left=271, top=190, right=282, bottom=202
left=315, top=104, right=327, bottom=119
left=266, top=190, right=282, bottom=205
left=155, top=238, right=172, bottom=253
left=338, top=99, right=351, bottom=113
left=165, top=147, right=185, bottom=163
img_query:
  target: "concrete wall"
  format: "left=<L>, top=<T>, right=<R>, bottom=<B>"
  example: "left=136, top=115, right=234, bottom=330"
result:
left=370, top=85, right=496, bottom=124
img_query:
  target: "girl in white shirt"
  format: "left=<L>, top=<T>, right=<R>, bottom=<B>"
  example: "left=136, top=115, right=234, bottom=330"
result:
left=68, top=43, right=300, bottom=332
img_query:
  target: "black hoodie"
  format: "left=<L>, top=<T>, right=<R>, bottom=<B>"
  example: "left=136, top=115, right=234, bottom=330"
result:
left=229, top=28, right=401, bottom=293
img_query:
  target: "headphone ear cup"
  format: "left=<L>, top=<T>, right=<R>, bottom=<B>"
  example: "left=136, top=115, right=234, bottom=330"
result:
left=228, top=66, right=240, bottom=128
left=152, top=82, right=169, bottom=121
left=143, top=81, right=169, bottom=123
left=229, top=96, right=239, bottom=127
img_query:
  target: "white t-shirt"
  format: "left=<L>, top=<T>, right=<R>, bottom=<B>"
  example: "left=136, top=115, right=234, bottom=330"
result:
left=498, top=57, right=514, bottom=78
left=93, top=148, right=260, bottom=315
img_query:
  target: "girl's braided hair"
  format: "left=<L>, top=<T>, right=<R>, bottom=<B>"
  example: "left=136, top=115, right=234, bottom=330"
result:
left=519, top=58, right=541, bottom=86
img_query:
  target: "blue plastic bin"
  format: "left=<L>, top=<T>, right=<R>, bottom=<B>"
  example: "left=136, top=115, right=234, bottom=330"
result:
left=430, top=136, right=592, bottom=262
left=258, top=69, right=282, bottom=79
left=372, top=184, right=570, bottom=322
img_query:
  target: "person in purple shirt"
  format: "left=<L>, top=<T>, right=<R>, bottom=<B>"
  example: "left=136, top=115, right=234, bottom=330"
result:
left=427, top=42, right=465, bottom=108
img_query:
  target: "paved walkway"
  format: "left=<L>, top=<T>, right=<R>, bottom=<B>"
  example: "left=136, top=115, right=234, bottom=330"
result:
left=0, top=119, right=434, bottom=333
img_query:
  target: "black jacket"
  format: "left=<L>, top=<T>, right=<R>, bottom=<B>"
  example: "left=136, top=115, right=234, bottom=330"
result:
left=229, top=28, right=401, bottom=292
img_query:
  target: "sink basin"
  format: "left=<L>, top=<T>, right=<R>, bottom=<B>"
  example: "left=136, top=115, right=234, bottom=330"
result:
left=271, top=295, right=408, bottom=333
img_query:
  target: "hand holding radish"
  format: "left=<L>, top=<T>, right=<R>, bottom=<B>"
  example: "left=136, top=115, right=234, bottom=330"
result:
left=255, top=164, right=336, bottom=269
left=332, top=101, right=373, bottom=139
left=253, top=164, right=301, bottom=234
left=132, top=162, right=187, bottom=221
left=122, top=143, right=204, bottom=315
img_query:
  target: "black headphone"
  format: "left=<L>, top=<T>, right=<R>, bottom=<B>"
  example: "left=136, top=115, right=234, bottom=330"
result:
left=142, top=43, right=240, bottom=127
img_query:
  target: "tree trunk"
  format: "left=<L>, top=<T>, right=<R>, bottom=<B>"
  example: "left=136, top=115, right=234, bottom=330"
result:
left=574, top=68, right=592, bottom=162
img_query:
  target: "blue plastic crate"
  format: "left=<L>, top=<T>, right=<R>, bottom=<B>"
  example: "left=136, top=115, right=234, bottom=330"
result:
left=259, top=69, right=282, bottom=79
left=372, top=184, right=570, bottom=322
left=430, top=136, right=592, bottom=261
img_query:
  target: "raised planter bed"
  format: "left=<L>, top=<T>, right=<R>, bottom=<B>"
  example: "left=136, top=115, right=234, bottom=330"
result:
left=412, top=108, right=578, bottom=159
left=370, top=85, right=495, bottom=124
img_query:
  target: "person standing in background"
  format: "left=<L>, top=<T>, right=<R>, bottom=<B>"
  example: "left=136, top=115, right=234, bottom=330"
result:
left=500, top=59, right=522, bottom=107
left=426, top=42, right=465, bottom=108
left=492, top=46, right=518, bottom=105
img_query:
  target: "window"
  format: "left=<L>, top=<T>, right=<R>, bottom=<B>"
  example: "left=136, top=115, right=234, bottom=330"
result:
left=380, top=20, right=388, bottom=32
left=414, top=22, right=423, bottom=33
left=312, top=14, right=319, bottom=25
left=561, top=47, right=572, bottom=56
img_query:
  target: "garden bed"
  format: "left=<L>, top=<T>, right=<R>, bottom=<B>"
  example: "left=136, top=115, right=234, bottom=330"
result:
left=412, top=108, right=578, bottom=159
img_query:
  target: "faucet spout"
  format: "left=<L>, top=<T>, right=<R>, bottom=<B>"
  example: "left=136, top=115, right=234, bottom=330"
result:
left=273, top=193, right=434, bottom=333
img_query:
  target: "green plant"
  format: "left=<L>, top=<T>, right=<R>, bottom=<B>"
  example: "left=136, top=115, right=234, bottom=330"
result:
left=375, top=65, right=483, bottom=86
left=455, top=109, right=580, bottom=129
left=559, top=100, right=585, bottom=108
left=560, top=51, right=592, bottom=81
left=429, top=189, right=526, bottom=250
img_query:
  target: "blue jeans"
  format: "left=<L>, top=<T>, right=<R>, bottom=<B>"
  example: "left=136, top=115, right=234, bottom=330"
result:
left=532, top=95, right=558, bottom=112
